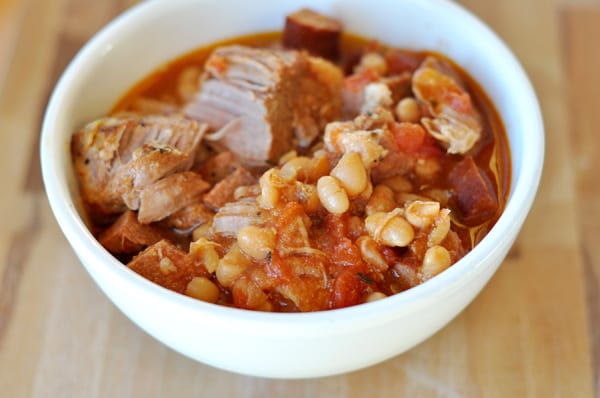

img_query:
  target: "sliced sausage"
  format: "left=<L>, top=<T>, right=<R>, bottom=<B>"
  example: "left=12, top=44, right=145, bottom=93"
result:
left=283, top=8, right=342, bottom=60
left=448, top=156, right=498, bottom=225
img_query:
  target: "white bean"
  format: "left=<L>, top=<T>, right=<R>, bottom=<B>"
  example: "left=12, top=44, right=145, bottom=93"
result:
left=237, top=226, right=276, bottom=260
left=330, top=152, right=368, bottom=196
left=405, top=200, right=441, bottom=229
left=365, top=210, right=415, bottom=247
left=185, top=277, right=220, bottom=303
left=395, top=97, right=421, bottom=123
left=421, top=245, right=451, bottom=279
left=317, top=176, right=349, bottom=214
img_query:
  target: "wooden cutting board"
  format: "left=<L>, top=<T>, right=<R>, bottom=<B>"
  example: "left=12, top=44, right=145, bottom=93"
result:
left=0, top=0, right=597, bottom=396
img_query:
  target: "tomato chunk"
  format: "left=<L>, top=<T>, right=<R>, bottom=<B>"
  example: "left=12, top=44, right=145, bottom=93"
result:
left=343, top=67, right=380, bottom=93
left=331, top=269, right=364, bottom=309
left=390, top=122, right=442, bottom=158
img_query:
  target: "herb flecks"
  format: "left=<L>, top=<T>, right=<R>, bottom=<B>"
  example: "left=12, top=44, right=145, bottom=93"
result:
left=266, top=251, right=272, bottom=265
left=357, top=272, right=373, bottom=284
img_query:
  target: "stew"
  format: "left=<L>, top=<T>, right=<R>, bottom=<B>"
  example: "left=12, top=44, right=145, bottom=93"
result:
left=71, top=9, right=510, bottom=312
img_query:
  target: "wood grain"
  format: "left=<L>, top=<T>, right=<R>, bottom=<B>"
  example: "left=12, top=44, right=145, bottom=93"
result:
left=0, top=0, right=597, bottom=396
left=562, top=6, right=600, bottom=393
left=0, top=0, right=23, bottom=92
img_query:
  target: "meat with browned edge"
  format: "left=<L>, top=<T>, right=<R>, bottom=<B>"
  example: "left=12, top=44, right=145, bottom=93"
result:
left=137, top=171, right=210, bottom=224
left=98, top=210, right=165, bottom=254
left=71, top=115, right=208, bottom=223
left=184, top=45, right=343, bottom=163
left=128, top=240, right=209, bottom=293
left=203, top=166, right=256, bottom=209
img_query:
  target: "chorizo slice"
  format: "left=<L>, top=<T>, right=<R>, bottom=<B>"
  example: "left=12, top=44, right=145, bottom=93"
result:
left=448, top=156, right=498, bottom=225
left=283, top=8, right=342, bottom=60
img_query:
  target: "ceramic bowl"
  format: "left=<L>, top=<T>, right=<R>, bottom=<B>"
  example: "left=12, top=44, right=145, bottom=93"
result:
left=40, top=0, right=544, bottom=378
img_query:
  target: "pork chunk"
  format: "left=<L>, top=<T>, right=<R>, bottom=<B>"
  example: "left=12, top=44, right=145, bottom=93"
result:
left=98, top=210, right=165, bottom=254
left=71, top=115, right=208, bottom=220
left=184, top=45, right=343, bottom=162
left=138, top=171, right=210, bottom=224
left=164, top=203, right=214, bottom=232
left=197, top=151, right=241, bottom=185
left=108, top=143, right=191, bottom=211
left=203, top=167, right=256, bottom=209
left=212, top=197, right=264, bottom=238
left=128, top=240, right=208, bottom=293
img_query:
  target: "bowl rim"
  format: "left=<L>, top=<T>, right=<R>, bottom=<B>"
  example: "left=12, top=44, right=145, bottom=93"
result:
left=40, top=0, right=544, bottom=333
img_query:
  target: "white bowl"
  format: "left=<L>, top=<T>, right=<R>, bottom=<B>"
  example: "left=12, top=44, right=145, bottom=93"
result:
left=40, top=0, right=544, bottom=378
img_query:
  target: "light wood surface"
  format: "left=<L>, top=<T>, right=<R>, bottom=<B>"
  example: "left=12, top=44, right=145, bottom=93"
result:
left=0, top=0, right=597, bottom=396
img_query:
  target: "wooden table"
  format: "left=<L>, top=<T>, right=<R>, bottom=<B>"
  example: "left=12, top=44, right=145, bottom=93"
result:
left=0, top=0, right=597, bottom=396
